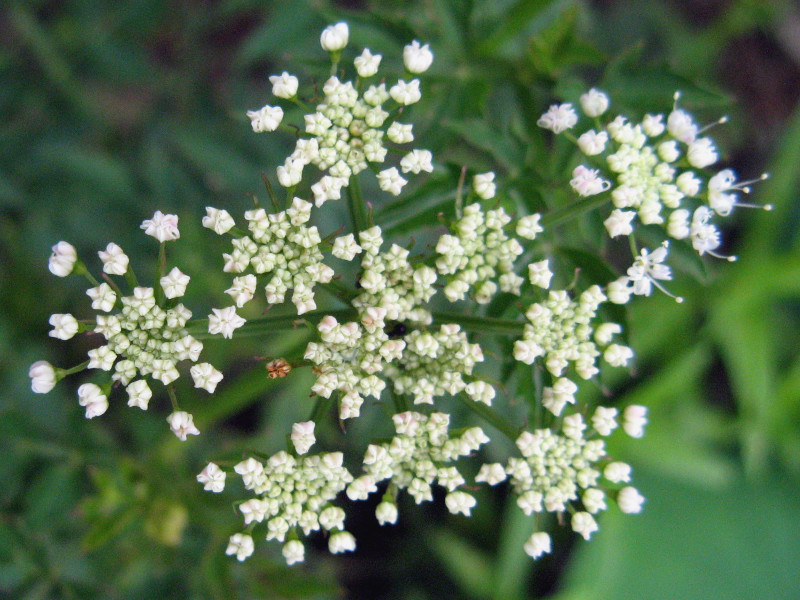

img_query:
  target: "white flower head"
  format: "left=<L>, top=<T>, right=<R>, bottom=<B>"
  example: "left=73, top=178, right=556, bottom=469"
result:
left=247, top=104, right=284, bottom=133
left=48, top=241, right=77, bottom=277
left=400, top=149, right=434, bottom=174
left=29, top=360, right=57, bottom=394
left=78, top=383, right=108, bottom=419
left=403, top=40, right=433, bottom=73
left=524, top=532, right=552, bottom=559
left=579, top=88, right=609, bottom=117
left=537, top=103, right=578, bottom=133
left=190, top=363, right=224, bottom=393
left=320, top=22, right=349, bottom=52
left=141, top=211, right=180, bottom=242
left=473, top=172, right=496, bottom=200
left=160, top=267, right=190, bottom=299
left=167, top=411, right=200, bottom=441
left=208, top=306, right=246, bottom=339
left=377, top=167, right=407, bottom=196
left=202, top=207, right=235, bottom=235
left=197, top=463, right=226, bottom=493
left=354, top=48, right=382, bottom=77
left=49, top=313, right=79, bottom=340
left=269, top=71, right=299, bottom=98
left=98, top=242, right=129, bottom=275
left=226, top=533, right=254, bottom=561
left=290, top=421, right=316, bottom=455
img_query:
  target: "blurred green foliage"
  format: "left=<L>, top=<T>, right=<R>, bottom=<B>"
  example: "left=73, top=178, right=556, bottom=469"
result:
left=2, top=0, right=799, bottom=598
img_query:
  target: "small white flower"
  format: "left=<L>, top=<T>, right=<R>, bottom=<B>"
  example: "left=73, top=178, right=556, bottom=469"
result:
left=577, top=129, right=609, bottom=155
left=537, top=103, right=578, bottom=133
left=190, top=363, right=223, bottom=393
left=604, top=343, right=633, bottom=367
left=160, top=267, right=190, bottom=299
left=667, top=107, right=698, bottom=144
left=387, top=122, right=414, bottom=144
left=563, top=413, right=586, bottom=440
left=319, top=507, right=346, bottom=531
left=375, top=501, right=398, bottom=525
left=571, top=511, right=598, bottom=540
left=465, top=381, right=495, bottom=405
left=668, top=209, right=690, bottom=239
left=225, top=274, right=257, bottom=308
left=642, top=113, right=665, bottom=137
left=328, top=531, right=356, bottom=554
left=141, top=211, right=179, bottom=242
left=570, top=165, right=610, bottom=196
left=247, top=104, right=284, bottom=133
left=594, top=322, right=621, bottom=345
left=687, top=137, right=717, bottom=168
left=389, top=79, right=422, bottom=105
left=527, top=260, right=553, bottom=289
left=524, top=532, right=551, bottom=559
left=197, top=462, right=226, bottom=493
left=208, top=306, right=246, bottom=339
left=98, top=243, right=129, bottom=275
left=607, top=277, right=632, bottom=305
left=347, top=475, right=377, bottom=501
left=48, top=241, right=77, bottom=277
left=473, top=172, right=496, bottom=200
left=320, top=22, right=349, bottom=52
left=623, top=404, right=648, bottom=438
left=77, top=383, right=108, bottom=419
left=377, top=167, right=407, bottom=196
left=126, top=379, right=152, bottom=410
left=226, top=533, right=254, bottom=562
left=269, top=71, right=299, bottom=98
left=167, top=410, right=200, bottom=441
left=591, top=406, right=618, bottom=436
left=277, top=157, right=304, bottom=187
left=311, top=175, right=347, bottom=207
left=475, top=463, right=506, bottom=486
left=29, top=360, right=57, bottom=394
left=400, top=149, right=433, bottom=174
left=604, top=209, right=636, bottom=238
left=202, top=207, right=235, bottom=234
left=354, top=48, right=382, bottom=77
left=604, top=461, right=632, bottom=483
left=627, top=243, right=672, bottom=297
left=49, top=313, right=79, bottom=340
left=290, top=421, right=316, bottom=455
left=582, top=488, right=607, bottom=514
left=579, top=88, right=609, bottom=117
left=617, top=486, right=645, bottom=513
left=332, top=233, right=362, bottom=261
left=516, top=213, right=543, bottom=240
left=87, top=345, right=117, bottom=371
left=658, top=140, right=680, bottom=163
left=403, top=40, right=433, bottom=73
left=444, top=491, right=476, bottom=516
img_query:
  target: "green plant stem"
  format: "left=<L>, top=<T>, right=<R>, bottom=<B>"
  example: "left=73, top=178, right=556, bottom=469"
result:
left=347, top=174, right=370, bottom=234
left=187, top=308, right=357, bottom=339
left=541, top=194, right=611, bottom=228
left=154, top=242, right=167, bottom=306
left=456, top=394, right=521, bottom=441
left=430, top=311, right=524, bottom=336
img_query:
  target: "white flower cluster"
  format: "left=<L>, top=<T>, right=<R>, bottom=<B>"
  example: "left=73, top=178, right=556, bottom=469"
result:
left=207, top=198, right=331, bottom=316
left=350, top=226, right=437, bottom=325
left=435, top=203, right=527, bottom=303
left=247, top=22, right=434, bottom=201
left=304, top=312, right=403, bottom=420
left=222, top=431, right=355, bottom=564
left=352, top=411, right=488, bottom=515
left=514, top=285, right=632, bottom=379
left=30, top=214, right=221, bottom=440
left=477, top=404, right=647, bottom=558
left=384, top=324, right=487, bottom=405
left=539, top=89, right=769, bottom=262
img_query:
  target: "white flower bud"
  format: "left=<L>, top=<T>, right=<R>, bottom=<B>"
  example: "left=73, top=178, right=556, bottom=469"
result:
left=641, top=113, right=665, bottom=137
left=579, top=88, right=609, bottom=117
left=604, top=209, right=636, bottom=238
left=667, top=108, right=698, bottom=144
left=577, top=129, right=609, bottom=155
left=604, top=343, right=633, bottom=367
left=376, top=501, right=398, bottom=525
left=524, top=532, right=551, bottom=559
left=623, top=404, right=648, bottom=438
left=140, top=211, right=179, bottom=242
left=226, top=533, right=254, bottom=562
left=202, top=207, right=235, bottom=234
left=290, top=421, right=316, bottom=455
left=571, top=511, right=598, bottom=540
left=604, top=461, right=632, bottom=483
left=377, top=167, right=407, bottom=196
left=617, top=486, right=645, bottom=513
left=48, top=241, right=77, bottom=277
left=207, top=306, right=246, bottom=339
left=126, top=379, right=152, bottom=410
left=190, top=363, right=223, bottom=393
left=269, top=71, right=298, bottom=98
left=77, top=383, right=108, bottom=419
left=445, top=491, right=476, bottom=516
left=49, top=313, right=79, bottom=340
left=328, top=531, right=356, bottom=554
left=98, top=242, right=129, bottom=275
left=403, top=40, right=433, bottom=73
left=687, top=137, right=717, bottom=168
left=29, top=360, right=57, bottom=394
left=166, top=411, right=200, bottom=441
left=160, top=266, right=190, bottom=299
left=320, top=22, right=349, bottom=52
left=389, top=79, right=422, bottom=105
left=354, top=48, right=382, bottom=77
left=537, top=103, right=578, bottom=133
left=197, top=462, right=226, bottom=493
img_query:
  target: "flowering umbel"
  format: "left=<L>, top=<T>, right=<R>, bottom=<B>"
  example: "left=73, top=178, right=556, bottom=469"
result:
left=31, top=20, right=766, bottom=570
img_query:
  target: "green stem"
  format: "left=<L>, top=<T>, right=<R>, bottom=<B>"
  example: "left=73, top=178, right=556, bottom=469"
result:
left=430, top=311, right=524, bottom=336
left=456, top=394, right=521, bottom=441
left=186, top=308, right=357, bottom=339
left=56, top=360, right=90, bottom=380
left=541, top=194, right=611, bottom=228
left=154, top=242, right=167, bottom=306
left=346, top=175, right=370, bottom=234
